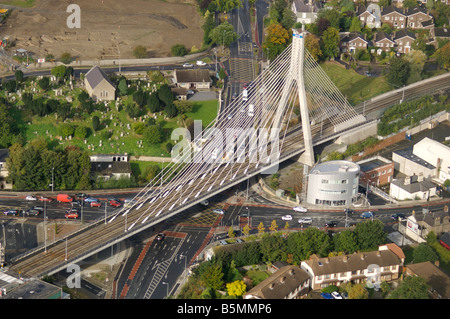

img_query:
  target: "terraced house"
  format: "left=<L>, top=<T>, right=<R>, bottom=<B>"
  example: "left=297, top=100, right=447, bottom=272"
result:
left=300, top=244, right=405, bottom=290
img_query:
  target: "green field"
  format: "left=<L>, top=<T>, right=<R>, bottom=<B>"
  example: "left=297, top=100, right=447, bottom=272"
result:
left=320, top=62, right=392, bottom=105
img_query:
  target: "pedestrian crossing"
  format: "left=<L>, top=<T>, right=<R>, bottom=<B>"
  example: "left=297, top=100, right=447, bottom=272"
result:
left=229, top=57, right=255, bottom=83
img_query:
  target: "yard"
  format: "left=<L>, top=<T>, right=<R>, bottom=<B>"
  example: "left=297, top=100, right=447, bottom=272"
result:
left=320, top=61, right=391, bottom=105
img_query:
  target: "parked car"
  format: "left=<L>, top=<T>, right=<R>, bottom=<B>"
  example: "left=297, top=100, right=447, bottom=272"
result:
left=84, top=197, right=98, bottom=203
left=4, top=210, right=18, bottom=216
left=360, top=211, right=375, bottom=219
left=76, top=193, right=87, bottom=198
left=325, top=221, right=338, bottom=228
left=282, top=215, right=293, bottom=221
left=25, top=195, right=37, bottom=201
left=391, top=213, right=406, bottom=221
left=213, top=208, right=225, bottom=215
left=293, top=206, right=307, bottom=213
left=196, top=60, right=206, bottom=66
left=156, top=233, right=165, bottom=241
left=182, top=62, right=193, bottom=68
left=109, top=200, right=122, bottom=207
left=57, top=194, right=73, bottom=203
left=331, top=291, right=343, bottom=299
left=321, top=292, right=333, bottom=299
left=298, top=217, right=312, bottom=224
left=39, top=196, right=53, bottom=202
left=344, top=208, right=354, bottom=215
left=90, top=201, right=102, bottom=208
left=187, top=90, right=195, bottom=95
left=71, top=200, right=82, bottom=207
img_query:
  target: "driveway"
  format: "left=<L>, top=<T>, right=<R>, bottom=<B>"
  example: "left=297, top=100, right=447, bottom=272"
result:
left=188, top=91, right=217, bottom=101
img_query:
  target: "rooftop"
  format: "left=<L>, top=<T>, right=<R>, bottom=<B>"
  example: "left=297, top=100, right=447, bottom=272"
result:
left=310, top=160, right=360, bottom=175
left=393, top=147, right=436, bottom=170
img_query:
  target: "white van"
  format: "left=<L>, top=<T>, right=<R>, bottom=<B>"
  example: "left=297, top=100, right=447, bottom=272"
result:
left=242, top=89, right=248, bottom=102
left=248, top=104, right=254, bottom=117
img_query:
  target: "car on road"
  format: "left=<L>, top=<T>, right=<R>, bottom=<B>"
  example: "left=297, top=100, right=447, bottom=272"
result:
left=84, top=197, right=98, bottom=203
left=76, top=193, right=87, bottom=198
left=65, top=209, right=79, bottom=219
left=360, top=211, right=375, bottom=219
left=298, top=217, right=312, bottom=224
left=232, top=92, right=237, bottom=99
left=26, top=209, right=41, bottom=216
left=282, top=214, right=293, bottom=221
left=344, top=208, right=354, bottom=215
left=196, top=60, right=206, bottom=66
left=156, top=233, right=165, bottom=241
left=321, top=292, right=333, bottom=299
left=109, top=200, right=122, bottom=207
left=200, top=200, right=209, bottom=206
left=391, top=213, right=406, bottom=221
left=213, top=208, right=225, bottom=215
left=227, top=113, right=233, bottom=120
left=39, top=196, right=53, bottom=202
left=182, top=63, right=193, bottom=68
left=325, top=221, right=338, bottom=228
left=293, top=206, right=307, bottom=213
left=238, top=210, right=249, bottom=217
left=90, top=201, right=102, bottom=208
left=25, top=195, right=37, bottom=201
left=71, top=200, right=82, bottom=207
left=4, top=210, right=18, bottom=216
left=331, top=291, right=343, bottom=299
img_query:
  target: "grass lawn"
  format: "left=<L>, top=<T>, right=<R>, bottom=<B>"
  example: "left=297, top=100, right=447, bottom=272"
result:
left=319, top=62, right=392, bottom=105
left=185, top=99, right=219, bottom=127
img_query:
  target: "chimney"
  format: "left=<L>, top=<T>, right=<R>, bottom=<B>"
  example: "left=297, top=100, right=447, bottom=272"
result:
left=360, top=253, right=365, bottom=260
left=435, top=260, right=440, bottom=267
left=418, top=172, right=423, bottom=182
left=343, top=256, right=348, bottom=262
left=269, top=283, right=275, bottom=290
left=280, top=276, right=286, bottom=284
left=376, top=251, right=381, bottom=257
left=289, top=269, right=295, bottom=276
left=404, top=176, right=411, bottom=185
left=325, top=257, right=330, bottom=263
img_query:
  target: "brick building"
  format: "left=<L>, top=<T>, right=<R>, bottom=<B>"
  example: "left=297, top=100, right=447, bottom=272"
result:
left=357, top=156, right=394, bottom=187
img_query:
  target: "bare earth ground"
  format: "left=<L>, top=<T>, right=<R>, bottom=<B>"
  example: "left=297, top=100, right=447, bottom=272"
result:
left=0, top=0, right=204, bottom=60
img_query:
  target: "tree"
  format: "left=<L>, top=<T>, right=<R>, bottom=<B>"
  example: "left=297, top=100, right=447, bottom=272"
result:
left=143, top=124, right=163, bottom=145
left=226, top=280, right=246, bottom=297
left=164, top=102, right=177, bottom=118
left=157, top=84, right=174, bottom=106
left=140, top=164, right=161, bottom=183
left=210, top=21, right=239, bottom=52
left=133, top=45, right=147, bottom=58
left=0, top=103, right=13, bottom=148
left=15, top=70, right=24, bottom=84
left=349, top=16, right=362, bottom=32
left=147, top=93, right=160, bottom=113
left=386, top=56, right=411, bottom=88
left=388, top=276, right=430, bottom=299
left=305, top=33, right=322, bottom=61
left=269, top=219, right=278, bottom=232
left=92, top=116, right=100, bottom=131
left=38, top=77, right=50, bottom=91
left=348, top=283, right=369, bottom=299
left=257, top=222, right=265, bottom=234
left=60, top=52, right=72, bottom=65
left=58, top=123, right=74, bottom=138
left=333, top=229, right=358, bottom=254
left=354, top=220, right=387, bottom=250
left=404, top=50, right=427, bottom=84
left=321, top=27, right=340, bottom=60
left=200, top=263, right=224, bottom=290
left=215, top=0, right=242, bottom=13
left=435, top=42, right=450, bottom=69
left=74, top=126, right=88, bottom=139
left=171, top=44, right=188, bottom=57
left=118, top=78, right=128, bottom=96
left=262, top=21, right=290, bottom=60
left=413, top=243, right=438, bottom=264
left=174, top=100, right=194, bottom=114
left=51, top=65, right=67, bottom=82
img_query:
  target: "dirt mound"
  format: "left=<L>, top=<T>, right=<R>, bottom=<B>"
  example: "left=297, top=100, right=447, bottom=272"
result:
left=0, top=0, right=204, bottom=60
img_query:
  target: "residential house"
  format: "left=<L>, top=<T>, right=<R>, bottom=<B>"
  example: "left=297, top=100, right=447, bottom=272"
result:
left=357, top=4, right=382, bottom=28
left=393, top=29, right=416, bottom=53
left=403, top=209, right=450, bottom=243
left=389, top=174, right=437, bottom=201
left=0, top=149, right=12, bottom=190
left=339, top=31, right=369, bottom=54
left=243, top=265, right=310, bottom=299
left=405, top=261, right=450, bottom=299
left=84, top=66, right=116, bottom=101
left=300, top=245, right=403, bottom=290
left=373, top=31, right=396, bottom=54
left=89, top=154, right=131, bottom=181
left=381, top=5, right=407, bottom=29
left=173, top=69, right=212, bottom=91
left=291, top=0, right=322, bottom=25
left=440, top=232, right=450, bottom=250
left=406, top=6, right=434, bottom=29
left=357, top=155, right=394, bottom=187
left=430, top=27, right=450, bottom=47
left=393, top=138, right=450, bottom=183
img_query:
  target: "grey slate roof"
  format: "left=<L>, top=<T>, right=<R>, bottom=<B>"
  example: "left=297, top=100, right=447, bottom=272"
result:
left=391, top=175, right=436, bottom=194
left=85, top=66, right=114, bottom=90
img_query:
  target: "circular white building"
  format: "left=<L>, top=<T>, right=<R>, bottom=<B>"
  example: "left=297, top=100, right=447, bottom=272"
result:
left=306, top=160, right=360, bottom=206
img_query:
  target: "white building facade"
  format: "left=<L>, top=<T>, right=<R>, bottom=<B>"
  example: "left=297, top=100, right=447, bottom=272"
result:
left=306, top=160, right=360, bottom=206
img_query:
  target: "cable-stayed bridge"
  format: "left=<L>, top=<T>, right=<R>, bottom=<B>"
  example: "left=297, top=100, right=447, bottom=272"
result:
left=8, top=30, right=375, bottom=278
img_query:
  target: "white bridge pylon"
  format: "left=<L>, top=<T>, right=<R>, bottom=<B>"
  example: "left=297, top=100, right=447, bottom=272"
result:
left=107, top=28, right=366, bottom=232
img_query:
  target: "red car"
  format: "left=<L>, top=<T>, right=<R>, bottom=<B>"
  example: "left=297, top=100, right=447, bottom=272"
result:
left=90, top=201, right=102, bottom=208
left=39, top=196, right=53, bottom=202
left=109, top=200, right=122, bottom=207
left=65, top=209, right=79, bottom=219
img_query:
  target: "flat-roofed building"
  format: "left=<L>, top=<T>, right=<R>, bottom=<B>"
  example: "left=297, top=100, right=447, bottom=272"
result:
left=358, top=155, right=394, bottom=187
